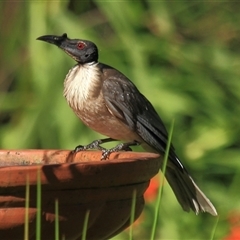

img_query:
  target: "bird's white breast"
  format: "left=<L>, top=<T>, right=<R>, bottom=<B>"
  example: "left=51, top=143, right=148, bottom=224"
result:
left=63, top=62, right=102, bottom=111
left=63, top=62, right=110, bottom=133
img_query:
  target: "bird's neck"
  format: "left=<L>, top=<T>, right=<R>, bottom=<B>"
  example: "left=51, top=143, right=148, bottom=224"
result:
left=63, top=62, right=102, bottom=110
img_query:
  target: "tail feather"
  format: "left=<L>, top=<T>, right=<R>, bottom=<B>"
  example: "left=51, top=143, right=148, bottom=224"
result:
left=165, top=165, right=217, bottom=216
left=141, top=142, right=217, bottom=215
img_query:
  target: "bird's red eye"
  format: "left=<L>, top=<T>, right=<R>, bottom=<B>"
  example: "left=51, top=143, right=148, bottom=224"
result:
left=77, top=42, right=85, bottom=50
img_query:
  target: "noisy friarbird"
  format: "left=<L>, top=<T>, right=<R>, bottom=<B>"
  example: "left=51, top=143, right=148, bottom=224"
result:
left=37, top=33, right=217, bottom=216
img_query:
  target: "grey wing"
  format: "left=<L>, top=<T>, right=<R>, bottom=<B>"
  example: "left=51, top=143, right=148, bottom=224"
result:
left=102, top=76, right=178, bottom=162
left=102, top=76, right=218, bottom=216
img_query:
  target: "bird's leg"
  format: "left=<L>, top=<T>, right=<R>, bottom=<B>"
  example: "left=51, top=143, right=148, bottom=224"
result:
left=73, top=138, right=117, bottom=153
left=101, top=141, right=140, bottom=160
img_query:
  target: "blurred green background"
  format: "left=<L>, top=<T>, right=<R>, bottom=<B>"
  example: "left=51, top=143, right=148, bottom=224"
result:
left=1, top=1, right=240, bottom=239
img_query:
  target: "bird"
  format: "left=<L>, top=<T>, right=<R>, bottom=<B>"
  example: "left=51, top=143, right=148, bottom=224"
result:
left=37, top=33, right=217, bottom=216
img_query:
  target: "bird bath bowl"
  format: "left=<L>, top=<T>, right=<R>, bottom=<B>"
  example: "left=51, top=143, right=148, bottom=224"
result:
left=0, top=149, right=160, bottom=240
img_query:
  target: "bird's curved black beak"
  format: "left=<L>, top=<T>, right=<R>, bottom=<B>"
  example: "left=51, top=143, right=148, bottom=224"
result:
left=36, top=33, right=68, bottom=47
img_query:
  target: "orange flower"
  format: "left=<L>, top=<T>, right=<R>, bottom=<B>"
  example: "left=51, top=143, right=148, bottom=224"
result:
left=144, top=175, right=160, bottom=202
left=224, top=226, right=240, bottom=240
left=224, top=211, right=240, bottom=240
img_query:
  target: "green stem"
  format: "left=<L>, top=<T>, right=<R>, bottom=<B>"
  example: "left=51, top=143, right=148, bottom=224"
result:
left=36, top=167, right=41, bottom=240
left=82, top=210, right=90, bottom=240
left=24, top=174, right=29, bottom=240
left=129, top=189, right=137, bottom=240
left=55, top=199, right=59, bottom=240
left=150, top=119, right=175, bottom=240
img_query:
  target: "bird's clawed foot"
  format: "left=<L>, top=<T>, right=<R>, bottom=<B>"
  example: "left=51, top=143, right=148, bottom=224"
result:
left=73, top=138, right=116, bottom=153
left=101, top=141, right=140, bottom=160
left=72, top=138, right=140, bottom=160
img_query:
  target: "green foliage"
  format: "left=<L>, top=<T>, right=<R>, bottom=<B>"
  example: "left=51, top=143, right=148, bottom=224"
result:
left=1, top=1, right=240, bottom=239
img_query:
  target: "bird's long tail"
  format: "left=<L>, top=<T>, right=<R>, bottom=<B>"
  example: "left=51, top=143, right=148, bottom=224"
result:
left=165, top=163, right=217, bottom=216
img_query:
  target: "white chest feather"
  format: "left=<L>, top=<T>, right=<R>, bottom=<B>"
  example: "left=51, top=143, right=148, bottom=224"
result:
left=63, top=62, right=102, bottom=110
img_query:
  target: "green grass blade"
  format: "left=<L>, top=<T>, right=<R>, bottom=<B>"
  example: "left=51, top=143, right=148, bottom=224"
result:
left=55, top=199, right=59, bottom=240
left=36, top=167, right=41, bottom=240
left=81, top=210, right=90, bottom=240
left=210, top=216, right=219, bottom=240
left=24, top=174, right=29, bottom=240
left=129, top=189, right=137, bottom=240
left=150, top=119, right=175, bottom=240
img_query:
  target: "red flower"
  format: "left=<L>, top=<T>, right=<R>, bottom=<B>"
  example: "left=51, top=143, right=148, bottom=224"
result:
left=144, top=175, right=160, bottom=202
left=224, top=211, right=240, bottom=240
left=224, top=227, right=240, bottom=240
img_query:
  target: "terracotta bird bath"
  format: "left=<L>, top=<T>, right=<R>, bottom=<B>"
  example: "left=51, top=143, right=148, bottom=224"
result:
left=0, top=149, right=160, bottom=240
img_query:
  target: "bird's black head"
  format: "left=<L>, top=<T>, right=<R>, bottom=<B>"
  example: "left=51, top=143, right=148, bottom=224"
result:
left=37, top=33, right=98, bottom=64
